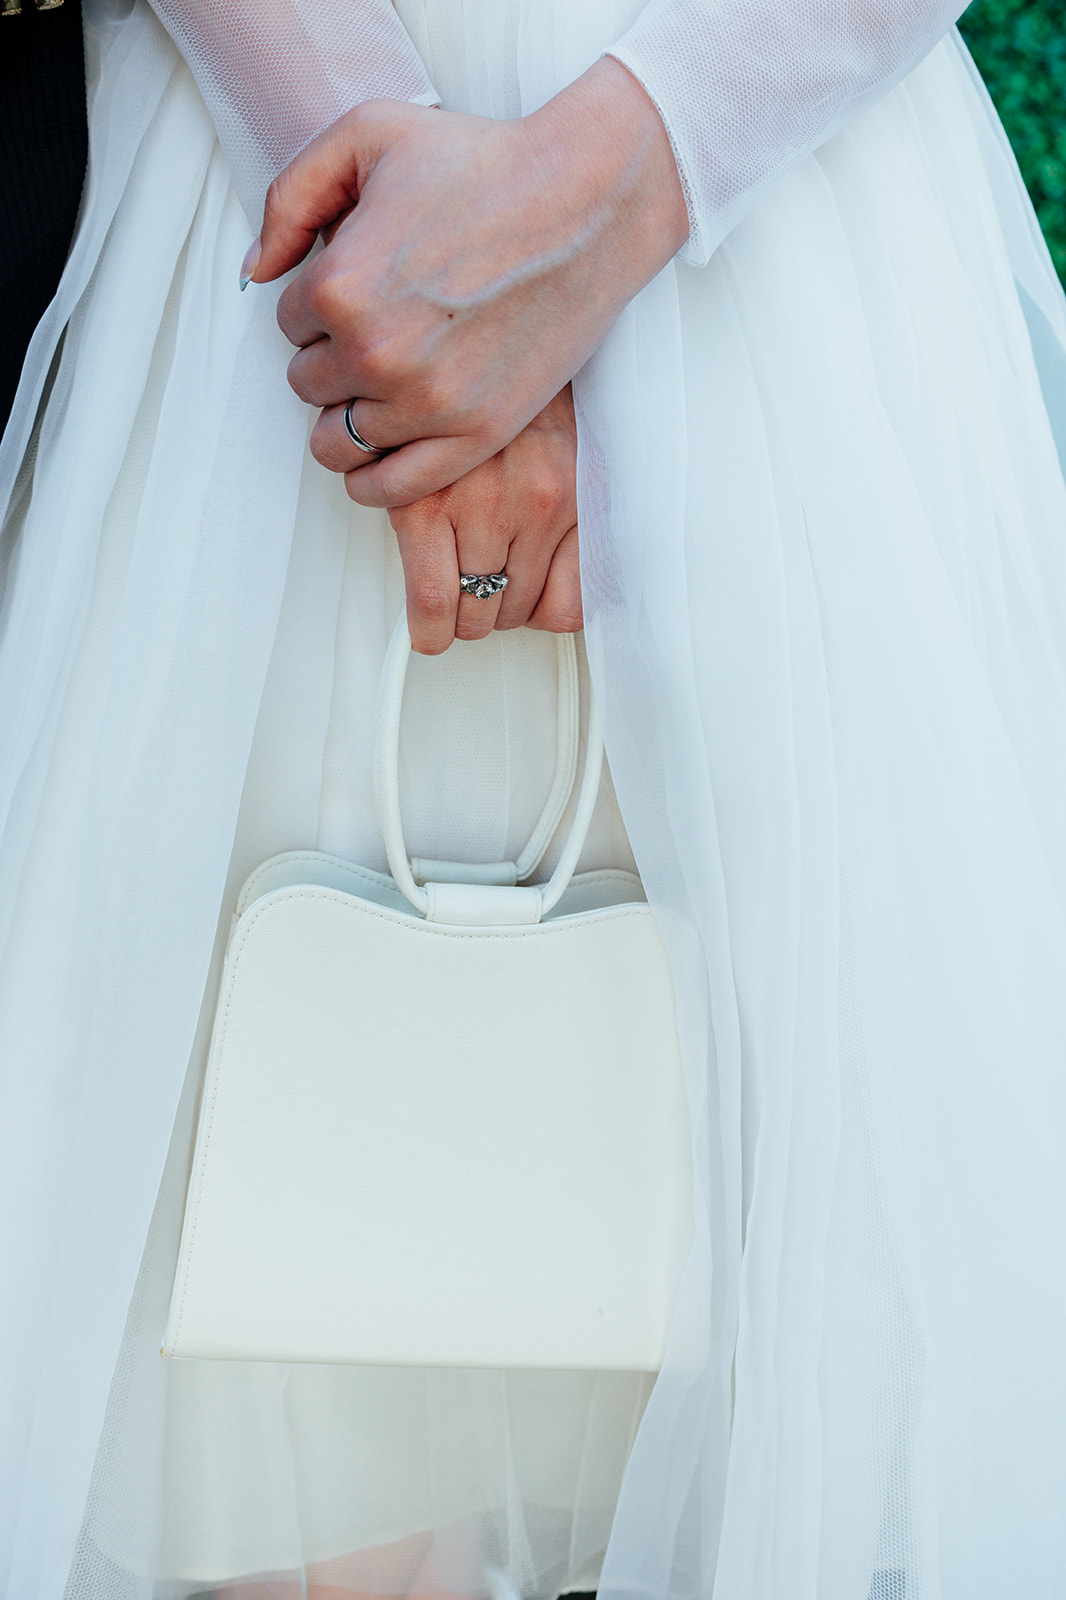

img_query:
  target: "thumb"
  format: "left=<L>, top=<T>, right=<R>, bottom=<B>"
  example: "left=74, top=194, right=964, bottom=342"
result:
left=247, top=105, right=391, bottom=285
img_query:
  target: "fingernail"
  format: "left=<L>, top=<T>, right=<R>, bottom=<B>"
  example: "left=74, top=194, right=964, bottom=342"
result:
left=238, top=236, right=261, bottom=291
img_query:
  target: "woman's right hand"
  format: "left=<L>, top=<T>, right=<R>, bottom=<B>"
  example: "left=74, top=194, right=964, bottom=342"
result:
left=386, top=385, right=582, bottom=655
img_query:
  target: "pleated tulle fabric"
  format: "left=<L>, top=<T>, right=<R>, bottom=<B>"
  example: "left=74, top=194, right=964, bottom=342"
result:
left=1, top=2, right=1066, bottom=1598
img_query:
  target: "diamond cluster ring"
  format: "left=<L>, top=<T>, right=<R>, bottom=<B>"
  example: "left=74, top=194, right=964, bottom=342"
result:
left=458, top=573, right=509, bottom=600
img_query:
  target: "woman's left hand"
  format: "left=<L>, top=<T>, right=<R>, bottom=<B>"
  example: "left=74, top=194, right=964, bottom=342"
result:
left=247, top=58, right=688, bottom=508
left=387, top=385, right=581, bottom=655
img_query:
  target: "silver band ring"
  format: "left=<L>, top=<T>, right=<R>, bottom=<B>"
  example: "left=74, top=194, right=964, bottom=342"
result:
left=343, top=402, right=384, bottom=457
left=459, top=573, right=509, bottom=600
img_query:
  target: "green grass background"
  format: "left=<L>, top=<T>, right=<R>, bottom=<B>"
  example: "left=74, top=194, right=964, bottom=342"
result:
left=959, top=0, right=1066, bottom=282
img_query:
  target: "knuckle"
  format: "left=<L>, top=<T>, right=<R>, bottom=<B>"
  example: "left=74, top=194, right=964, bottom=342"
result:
left=361, top=331, right=416, bottom=392
left=414, top=584, right=456, bottom=624
left=356, top=340, right=389, bottom=388
left=545, top=603, right=584, bottom=633
left=420, top=372, right=462, bottom=422
left=287, top=365, right=315, bottom=405
left=306, top=272, right=352, bottom=329
left=308, top=431, right=341, bottom=472
left=538, top=467, right=576, bottom=520
left=532, top=482, right=562, bottom=520
left=412, top=369, right=482, bottom=431
left=374, top=463, right=414, bottom=506
left=456, top=618, right=491, bottom=641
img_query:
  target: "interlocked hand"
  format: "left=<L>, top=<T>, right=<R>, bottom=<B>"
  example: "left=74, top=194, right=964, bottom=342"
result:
left=247, top=57, right=688, bottom=508
left=389, top=385, right=581, bottom=655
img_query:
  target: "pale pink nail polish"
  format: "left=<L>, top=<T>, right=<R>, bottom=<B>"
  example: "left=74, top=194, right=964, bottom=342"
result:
left=238, top=237, right=261, bottom=292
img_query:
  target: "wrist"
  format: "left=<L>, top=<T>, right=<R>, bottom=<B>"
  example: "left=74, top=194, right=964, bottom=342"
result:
left=524, top=56, right=690, bottom=284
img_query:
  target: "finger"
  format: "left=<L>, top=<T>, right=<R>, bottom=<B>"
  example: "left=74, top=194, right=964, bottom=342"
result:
left=454, top=522, right=510, bottom=643
left=309, top=402, right=413, bottom=476
left=252, top=107, right=392, bottom=286
left=390, top=509, right=460, bottom=656
left=283, top=318, right=378, bottom=400
left=526, top=526, right=583, bottom=634
left=344, top=435, right=498, bottom=510
left=493, top=528, right=557, bottom=631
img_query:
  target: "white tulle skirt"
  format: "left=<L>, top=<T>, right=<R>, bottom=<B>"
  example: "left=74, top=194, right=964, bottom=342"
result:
left=3, top=2, right=1066, bottom=1598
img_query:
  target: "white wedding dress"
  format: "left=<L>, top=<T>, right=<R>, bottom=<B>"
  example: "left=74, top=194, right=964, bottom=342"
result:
left=3, top=2, right=1066, bottom=1598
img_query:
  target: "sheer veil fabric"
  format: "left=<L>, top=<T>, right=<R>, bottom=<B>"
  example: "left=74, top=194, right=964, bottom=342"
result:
left=1, top=2, right=1066, bottom=1598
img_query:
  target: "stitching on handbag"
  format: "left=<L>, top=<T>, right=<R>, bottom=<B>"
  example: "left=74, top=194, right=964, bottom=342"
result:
left=237, top=851, right=392, bottom=912
left=171, top=888, right=652, bottom=1347
left=238, top=888, right=650, bottom=942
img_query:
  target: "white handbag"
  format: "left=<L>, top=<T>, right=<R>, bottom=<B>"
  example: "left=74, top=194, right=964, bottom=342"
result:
left=163, top=620, right=691, bottom=1370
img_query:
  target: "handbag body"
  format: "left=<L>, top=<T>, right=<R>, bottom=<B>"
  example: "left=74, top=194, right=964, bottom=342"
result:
left=163, top=624, right=691, bottom=1369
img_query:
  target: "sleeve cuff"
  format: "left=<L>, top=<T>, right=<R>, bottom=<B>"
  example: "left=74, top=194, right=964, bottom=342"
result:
left=605, top=46, right=710, bottom=266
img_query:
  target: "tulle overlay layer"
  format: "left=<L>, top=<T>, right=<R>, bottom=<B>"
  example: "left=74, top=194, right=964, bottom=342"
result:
left=1, top=2, right=1065, bottom=1598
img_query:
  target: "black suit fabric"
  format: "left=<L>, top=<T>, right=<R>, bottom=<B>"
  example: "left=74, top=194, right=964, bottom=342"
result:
left=1, top=0, right=88, bottom=435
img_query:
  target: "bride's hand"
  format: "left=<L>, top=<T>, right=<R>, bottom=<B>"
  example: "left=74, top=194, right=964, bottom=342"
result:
left=390, top=385, right=580, bottom=655
left=248, top=57, right=687, bottom=509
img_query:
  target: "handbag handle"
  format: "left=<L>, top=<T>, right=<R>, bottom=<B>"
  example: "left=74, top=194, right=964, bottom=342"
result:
left=407, top=627, right=581, bottom=889
left=374, top=614, right=603, bottom=922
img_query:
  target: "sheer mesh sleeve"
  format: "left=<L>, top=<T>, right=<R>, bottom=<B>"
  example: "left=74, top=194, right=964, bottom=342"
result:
left=608, top=0, right=969, bottom=263
left=147, top=0, right=439, bottom=220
